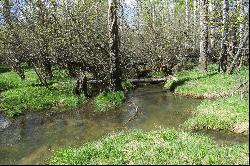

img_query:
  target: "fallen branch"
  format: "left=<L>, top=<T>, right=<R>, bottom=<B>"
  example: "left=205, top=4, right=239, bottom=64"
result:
left=88, top=78, right=166, bottom=84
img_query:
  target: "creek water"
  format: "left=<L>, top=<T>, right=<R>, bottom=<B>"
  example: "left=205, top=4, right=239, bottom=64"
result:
left=0, top=85, right=248, bottom=164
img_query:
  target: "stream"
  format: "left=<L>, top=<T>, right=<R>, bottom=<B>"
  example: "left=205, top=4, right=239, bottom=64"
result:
left=0, top=85, right=249, bottom=165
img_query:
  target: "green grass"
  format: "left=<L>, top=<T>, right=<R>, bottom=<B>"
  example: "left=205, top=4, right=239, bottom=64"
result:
left=50, top=129, right=249, bottom=165
left=164, top=65, right=249, bottom=98
left=0, top=69, right=85, bottom=117
left=164, top=64, right=249, bottom=132
left=0, top=65, right=11, bottom=73
left=0, top=70, right=39, bottom=91
left=184, top=95, right=249, bottom=131
left=149, top=71, right=165, bottom=78
left=94, top=91, right=125, bottom=112
left=121, top=80, right=134, bottom=92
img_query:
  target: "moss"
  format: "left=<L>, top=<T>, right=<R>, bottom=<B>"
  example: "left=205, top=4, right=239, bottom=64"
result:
left=50, top=129, right=249, bottom=165
left=94, top=91, right=125, bottom=112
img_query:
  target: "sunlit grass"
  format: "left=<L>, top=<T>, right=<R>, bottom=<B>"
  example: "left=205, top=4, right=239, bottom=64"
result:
left=184, top=95, right=249, bottom=131
left=94, top=91, right=125, bottom=112
left=50, top=129, right=249, bottom=165
left=164, top=65, right=249, bottom=98
left=0, top=69, right=84, bottom=117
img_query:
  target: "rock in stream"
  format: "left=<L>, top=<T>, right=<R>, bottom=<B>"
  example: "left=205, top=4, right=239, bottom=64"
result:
left=0, top=114, right=11, bottom=129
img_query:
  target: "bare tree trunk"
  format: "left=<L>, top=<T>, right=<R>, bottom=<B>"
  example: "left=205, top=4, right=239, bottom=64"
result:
left=209, top=0, right=216, bottom=62
left=186, top=0, right=189, bottom=26
left=193, top=0, right=197, bottom=22
left=238, top=0, right=244, bottom=39
left=108, top=0, right=122, bottom=91
left=218, top=0, right=229, bottom=72
left=227, top=31, right=249, bottom=74
left=199, top=0, right=209, bottom=72
left=74, top=67, right=89, bottom=97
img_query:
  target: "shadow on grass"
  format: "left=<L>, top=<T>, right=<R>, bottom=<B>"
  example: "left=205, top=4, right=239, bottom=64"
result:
left=169, top=72, right=218, bottom=92
left=0, top=67, right=11, bottom=73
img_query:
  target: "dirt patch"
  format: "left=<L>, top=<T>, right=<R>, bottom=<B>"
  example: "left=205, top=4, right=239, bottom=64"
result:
left=232, top=121, right=249, bottom=135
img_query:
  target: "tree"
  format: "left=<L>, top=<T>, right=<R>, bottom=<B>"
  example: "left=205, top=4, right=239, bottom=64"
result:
left=108, top=0, right=122, bottom=91
left=199, top=0, right=209, bottom=72
left=218, top=0, right=229, bottom=72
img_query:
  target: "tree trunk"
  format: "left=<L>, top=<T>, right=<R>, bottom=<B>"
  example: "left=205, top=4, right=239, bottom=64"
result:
left=227, top=31, right=249, bottom=74
left=209, top=0, right=216, bottom=62
left=199, top=0, right=209, bottom=72
left=193, top=0, right=197, bottom=22
left=186, top=0, right=189, bottom=26
left=108, top=0, right=122, bottom=91
left=218, top=0, right=229, bottom=72
left=74, top=68, right=89, bottom=97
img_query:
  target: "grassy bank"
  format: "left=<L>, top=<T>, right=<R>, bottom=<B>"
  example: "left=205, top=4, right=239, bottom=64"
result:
left=94, top=91, right=125, bottom=112
left=164, top=65, right=249, bottom=99
left=50, top=129, right=249, bottom=165
left=164, top=65, right=249, bottom=133
left=184, top=95, right=249, bottom=133
left=0, top=70, right=84, bottom=117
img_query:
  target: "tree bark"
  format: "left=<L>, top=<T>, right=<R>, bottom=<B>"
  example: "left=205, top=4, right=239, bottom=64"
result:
left=227, top=31, right=249, bottom=74
left=218, top=0, right=229, bottom=72
left=108, top=0, right=122, bottom=91
left=209, top=0, right=216, bottom=61
left=193, top=0, right=197, bottom=22
left=186, top=0, right=189, bottom=26
left=88, top=78, right=166, bottom=84
left=199, top=0, right=209, bottom=72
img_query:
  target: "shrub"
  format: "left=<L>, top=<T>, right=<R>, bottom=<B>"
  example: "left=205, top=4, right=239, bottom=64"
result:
left=94, top=91, right=125, bottom=112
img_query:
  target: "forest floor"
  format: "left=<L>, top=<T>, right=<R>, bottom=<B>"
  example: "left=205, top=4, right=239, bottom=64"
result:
left=165, top=65, right=249, bottom=134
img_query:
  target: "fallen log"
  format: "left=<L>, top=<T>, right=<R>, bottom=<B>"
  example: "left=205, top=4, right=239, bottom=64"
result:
left=87, top=78, right=166, bottom=84
left=128, top=78, right=166, bottom=83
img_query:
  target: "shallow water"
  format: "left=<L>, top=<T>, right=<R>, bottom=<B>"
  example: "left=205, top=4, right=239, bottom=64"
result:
left=0, top=85, right=248, bottom=164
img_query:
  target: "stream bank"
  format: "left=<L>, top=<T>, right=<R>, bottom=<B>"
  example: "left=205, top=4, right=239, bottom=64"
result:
left=0, top=85, right=248, bottom=165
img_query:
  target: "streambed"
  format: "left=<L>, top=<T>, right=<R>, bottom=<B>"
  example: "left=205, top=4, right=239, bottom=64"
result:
left=0, top=85, right=248, bottom=164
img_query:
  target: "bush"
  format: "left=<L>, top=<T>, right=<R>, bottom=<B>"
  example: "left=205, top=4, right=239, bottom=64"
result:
left=121, top=80, right=134, bottom=91
left=149, top=71, right=165, bottom=78
left=94, top=91, right=125, bottom=112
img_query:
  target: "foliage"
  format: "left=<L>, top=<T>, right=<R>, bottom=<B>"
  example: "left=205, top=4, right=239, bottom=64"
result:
left=184, top=95, right=249, bottom=131
left=94, top=91, right=125, bottom=112
left=121, top=80, right=134, bottom=92
left=50, top=129, right=249, bottom=165
left=149, top=71, right=165, bottom=78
